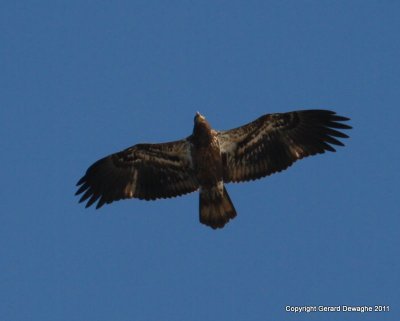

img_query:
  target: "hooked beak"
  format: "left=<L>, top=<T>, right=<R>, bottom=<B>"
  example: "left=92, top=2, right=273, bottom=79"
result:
left=195, top=111, right=205, bottom=120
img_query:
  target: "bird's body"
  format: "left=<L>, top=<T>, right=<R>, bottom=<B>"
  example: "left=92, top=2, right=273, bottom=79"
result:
left=190, top=113, right=236, bottom=227
left=76, top=109, right=351, bottom=229
left=190, top=113, right=223, bottom=187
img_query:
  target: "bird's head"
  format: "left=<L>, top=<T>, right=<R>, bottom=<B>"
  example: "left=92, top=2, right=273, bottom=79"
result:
left=193, top=112, right=212, bottom=139
left=194, top=111, right=206, bottom=124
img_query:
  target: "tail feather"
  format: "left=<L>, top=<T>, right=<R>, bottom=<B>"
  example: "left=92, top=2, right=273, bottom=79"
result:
left=199, top=184, right=237, bottom=229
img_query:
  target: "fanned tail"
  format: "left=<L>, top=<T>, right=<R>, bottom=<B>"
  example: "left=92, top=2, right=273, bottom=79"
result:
left=199, top=184, right=237, bottom=229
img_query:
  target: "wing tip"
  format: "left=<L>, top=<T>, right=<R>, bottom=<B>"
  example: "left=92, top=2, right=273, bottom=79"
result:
left=76, top=176, right=86, bottom=186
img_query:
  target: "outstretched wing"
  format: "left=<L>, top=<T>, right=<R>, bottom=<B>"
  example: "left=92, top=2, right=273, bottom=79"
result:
left=217, top=110, right=351, bottom=183
left=76, top=138, right=199, bottom=208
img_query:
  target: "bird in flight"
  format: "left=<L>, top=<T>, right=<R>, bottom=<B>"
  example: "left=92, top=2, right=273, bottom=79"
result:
left=76, top=110, right=351, bottom=229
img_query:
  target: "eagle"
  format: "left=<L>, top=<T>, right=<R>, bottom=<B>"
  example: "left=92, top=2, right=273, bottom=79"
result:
left=76, top=110, right=351, bottom=229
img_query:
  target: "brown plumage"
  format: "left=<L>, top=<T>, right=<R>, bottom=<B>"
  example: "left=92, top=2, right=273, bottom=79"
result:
left=76, top=110, right=351, bottom=229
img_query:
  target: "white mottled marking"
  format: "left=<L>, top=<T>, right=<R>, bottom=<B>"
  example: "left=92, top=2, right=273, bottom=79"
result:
left=130, top=169, right=138, bottom=197
left=217, top=181, right=224, bottom=194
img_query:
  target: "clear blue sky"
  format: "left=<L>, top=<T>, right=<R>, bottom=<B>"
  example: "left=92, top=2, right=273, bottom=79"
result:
left=1, top=1, right=399, bottom=320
